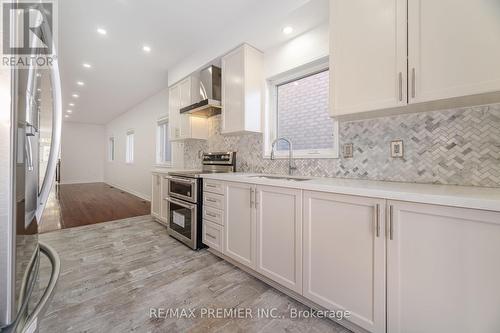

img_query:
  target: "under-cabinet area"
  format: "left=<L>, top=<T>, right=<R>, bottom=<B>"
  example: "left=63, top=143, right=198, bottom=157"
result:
left=190, top=176, right=500, bottom=333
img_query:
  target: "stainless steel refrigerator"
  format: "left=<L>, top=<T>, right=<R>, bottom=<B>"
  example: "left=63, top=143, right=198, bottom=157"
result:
left=1, top=5, right=62, bottom=332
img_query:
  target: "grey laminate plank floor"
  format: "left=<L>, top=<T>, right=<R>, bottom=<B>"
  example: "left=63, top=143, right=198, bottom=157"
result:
left=38, top=216, right=351, bottom=333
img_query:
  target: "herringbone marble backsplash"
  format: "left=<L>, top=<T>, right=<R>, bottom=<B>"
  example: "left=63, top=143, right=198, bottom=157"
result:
left=184, top=103, right=500, bottom=187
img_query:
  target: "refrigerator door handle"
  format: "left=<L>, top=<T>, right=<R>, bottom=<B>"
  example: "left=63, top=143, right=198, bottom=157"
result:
left=36, top=19, right=63, bottom=223
left=23, top=242, right=60, bottom=333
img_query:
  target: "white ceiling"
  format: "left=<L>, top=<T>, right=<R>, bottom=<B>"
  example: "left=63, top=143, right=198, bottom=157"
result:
left=58, top=0, right=328, bottom=124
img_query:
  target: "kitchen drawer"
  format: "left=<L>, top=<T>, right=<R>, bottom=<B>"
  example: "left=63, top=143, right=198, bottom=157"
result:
left=204, top=192, right=224, bottom=210
left=204, top=180, right=224, bottom=195
left=203, top=206, right=223, bottom=226
left=203, top=220, right=223, bottom=252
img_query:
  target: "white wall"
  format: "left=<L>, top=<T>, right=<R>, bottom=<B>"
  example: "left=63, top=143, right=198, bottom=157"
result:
left=264, top=22, right=329, bottom=78
left=104, top=88, right=182, bottom=200
left=61, top=122, right=105, bottom=184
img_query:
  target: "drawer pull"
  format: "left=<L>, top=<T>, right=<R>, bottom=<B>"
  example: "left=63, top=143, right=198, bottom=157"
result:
left=206, top=198, right=217, bottom=203
left=206, top=184, right=217, bottom=188
left=206, top=212, right=217, bottom=218
left=206, top=233, right=217, bottom=240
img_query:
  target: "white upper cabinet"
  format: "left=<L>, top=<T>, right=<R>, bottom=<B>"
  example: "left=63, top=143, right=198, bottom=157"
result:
left=408, top=0, right=500, bottom=104
left=221, top=44, right=263, bottom=135
left=331, top=0, right=500, bottom=117
left=330, top=0, right=408, bottom=116
left=387, top=201, right=500, bottom=333
left=168, top=84, right=181, bottom=140
left=168, top=77, right=208, bottom=141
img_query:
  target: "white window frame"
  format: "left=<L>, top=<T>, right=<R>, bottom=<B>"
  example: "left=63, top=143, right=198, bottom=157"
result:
left=264, top=57, right=339, bottom=159
left=125, top=130, right=134, bottom=164
left=156, top=116, right=172, bottom=167
left=108, top=137, right=115, bottom=162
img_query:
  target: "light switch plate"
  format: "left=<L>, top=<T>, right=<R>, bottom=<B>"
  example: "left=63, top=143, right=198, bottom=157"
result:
left=343, top=143, right=354, bottom=158
left=391, top=140, right=404, bottom=158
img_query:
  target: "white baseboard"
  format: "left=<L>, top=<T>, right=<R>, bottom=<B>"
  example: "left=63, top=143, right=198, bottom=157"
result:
left=105, top=182, right=151, bottom=201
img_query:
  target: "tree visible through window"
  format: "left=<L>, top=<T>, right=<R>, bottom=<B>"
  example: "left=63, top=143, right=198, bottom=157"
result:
left=276, top=69, right=335, bottom=152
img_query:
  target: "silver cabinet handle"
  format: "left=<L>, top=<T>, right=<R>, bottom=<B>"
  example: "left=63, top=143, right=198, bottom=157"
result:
left=206, top=198, right=217, bottom=203
left=206, top=212, right=217, bottom=218
left=411, top=68, right=416, bottom=99
left=206, top=184, right=217, bottom=188
left=389, top=205, right=394, bottom=240
left=375, top=204, right=380, bottom=237
left=250, top=188, right=254, bottom=208
left=398, top=72, right=403, bottom=102
left=254, top=188, right=259, bottom=209
left=206, top=233, right=217, bottom=240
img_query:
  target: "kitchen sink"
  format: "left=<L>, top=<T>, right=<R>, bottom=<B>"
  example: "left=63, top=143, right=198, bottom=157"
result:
left=249, top=175, right=312, bottom=182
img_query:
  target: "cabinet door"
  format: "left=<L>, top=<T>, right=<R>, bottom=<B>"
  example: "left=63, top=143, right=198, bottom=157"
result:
left=159, top=176, right=169, bottom=223
left=179, top=77, right=192, bottom=139
left=303, top=191, right=386, bottom=333
left=221, top=47, right=245, bottom=134
left=387, top=201, right=500, bottom=333
left=224, top=182, right=255, bottom=268
left=255, top=186, right=302, bottom=293
left=168, top=85, right=181, bottom=140
left=151, top=174, right=161, bottom=217
left=408, top=0, right=500, bottom=104
left=330, top=0, right=407, bottom=116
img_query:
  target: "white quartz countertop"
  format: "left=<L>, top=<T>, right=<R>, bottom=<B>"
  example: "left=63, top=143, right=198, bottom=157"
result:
left=201, top=173, right=500, bottom=212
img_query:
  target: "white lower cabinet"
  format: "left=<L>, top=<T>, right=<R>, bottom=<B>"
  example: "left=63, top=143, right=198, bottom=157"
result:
left=159, top=176, right=169, bottom=224
left=151, top=174, right=161, bottom=219
left=255, top=186, right=302, bottom=294
left=303, top=191, right=386, bottom=333
left=223, top=182, right=256, bottom=268
left=213, top=179, right=500, bottom=333
left=387, top=201, right=500, bottom=333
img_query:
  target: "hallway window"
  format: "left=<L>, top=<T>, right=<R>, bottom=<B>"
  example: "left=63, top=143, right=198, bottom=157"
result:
left=108, top=137, right=115, bottom=161
left=126, top=130, right=134, bottom=164
left=156, top=118, right=171, bottom=166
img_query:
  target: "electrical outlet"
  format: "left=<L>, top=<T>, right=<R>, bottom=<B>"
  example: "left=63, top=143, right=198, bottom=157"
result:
left=343, top=143, right=354, bottom=158
left=391, top=140, right=404, bottom=158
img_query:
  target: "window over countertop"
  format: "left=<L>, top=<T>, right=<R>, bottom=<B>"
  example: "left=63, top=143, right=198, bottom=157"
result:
left=264, top=58, right=339, bottom=159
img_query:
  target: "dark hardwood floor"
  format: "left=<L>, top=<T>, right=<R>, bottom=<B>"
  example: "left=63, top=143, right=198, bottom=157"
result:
left=39, top=183, right=150, bottom=233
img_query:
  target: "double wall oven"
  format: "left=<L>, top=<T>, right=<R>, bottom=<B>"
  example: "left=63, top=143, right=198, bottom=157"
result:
left=166, top=152, right=236, bottom=250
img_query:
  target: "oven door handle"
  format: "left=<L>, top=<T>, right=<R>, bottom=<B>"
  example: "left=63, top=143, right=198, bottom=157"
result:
left=166, top=196, right=196, bottom=209
left=169, top=177, right=196, bottom=184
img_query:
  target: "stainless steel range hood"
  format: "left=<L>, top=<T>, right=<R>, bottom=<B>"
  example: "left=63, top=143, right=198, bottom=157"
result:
left=180, top=66, right=222, bottom=117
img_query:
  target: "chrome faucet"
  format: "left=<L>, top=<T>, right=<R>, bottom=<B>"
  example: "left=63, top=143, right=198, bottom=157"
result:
left=270, top=137, right=297, bottom=175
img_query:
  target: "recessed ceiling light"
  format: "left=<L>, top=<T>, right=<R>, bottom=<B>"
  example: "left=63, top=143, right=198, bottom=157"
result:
left=67, top=110, right=73, bottom=114
left=142, top=45, right=151, bottom=53
left=36, top=73, right=41, bottom=78
left=72, top=94, right=79, bottom=98
left=37, top=88, right=42, bottom=92
left=82, top=63, right=92, bottom=69
left=69, top=103, right=75, bottom=107
left=76, top=81, right=85, bottom=86
left=283, top=26, right=293, bottom=35
left=64, top=114, right=69, bottom=118
left=97, top=28, right=107, bottom=35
